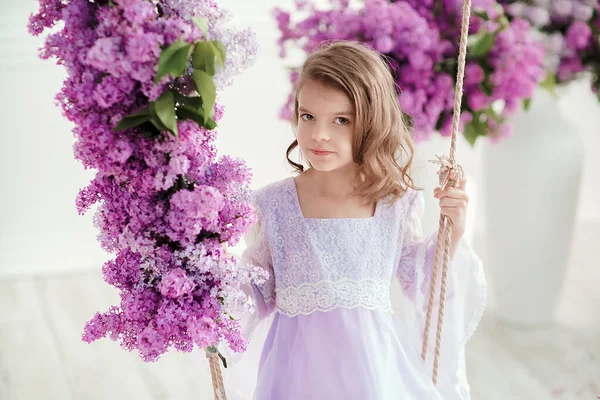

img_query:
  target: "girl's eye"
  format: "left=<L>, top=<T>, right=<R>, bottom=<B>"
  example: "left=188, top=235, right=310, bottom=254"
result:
left=300, top=113, right=313, bottom=121
left=335, top=117, right=350, bottom=125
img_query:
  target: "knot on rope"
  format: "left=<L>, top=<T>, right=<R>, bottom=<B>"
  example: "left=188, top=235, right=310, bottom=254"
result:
left=205, top=345, right=228, bottom=368
left=429, top=154, right=464, bottom=190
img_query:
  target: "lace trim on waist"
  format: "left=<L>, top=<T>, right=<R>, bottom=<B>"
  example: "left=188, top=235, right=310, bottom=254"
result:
left=276, top=278, right=392, bottom=317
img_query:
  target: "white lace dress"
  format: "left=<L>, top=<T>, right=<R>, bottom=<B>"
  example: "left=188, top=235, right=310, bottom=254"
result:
left=224, top=176, right=487, bottom=400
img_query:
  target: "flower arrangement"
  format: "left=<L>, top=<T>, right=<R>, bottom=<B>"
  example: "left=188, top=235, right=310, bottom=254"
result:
left=499, top=0, right=600, bottom=100
left=274, top=0, right=547, bottom=144
left=28, top=0, right=266, bottom=363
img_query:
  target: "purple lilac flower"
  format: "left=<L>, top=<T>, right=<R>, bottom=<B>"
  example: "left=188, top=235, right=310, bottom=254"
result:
left=499, top=0, right=600, bottom=88
left=565, top=20, right=592, bottom=50
left=29, top=0, right=262, bottom=361
left=275, top=0, right=546, bottom=144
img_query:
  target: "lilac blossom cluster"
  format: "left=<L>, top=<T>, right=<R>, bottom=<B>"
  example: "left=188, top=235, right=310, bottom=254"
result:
left=274, top=0, right=546, bottom=144
left=499, top=0, right=600, bottom=98
left=28, top=0, right=266, bottom=362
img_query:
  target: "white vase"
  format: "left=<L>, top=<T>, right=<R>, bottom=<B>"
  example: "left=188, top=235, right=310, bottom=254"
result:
left=482, top=88, right=584, bottom=327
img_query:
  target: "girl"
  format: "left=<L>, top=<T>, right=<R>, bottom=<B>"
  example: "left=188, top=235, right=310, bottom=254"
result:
left=229, top=40, right=487, bottom=400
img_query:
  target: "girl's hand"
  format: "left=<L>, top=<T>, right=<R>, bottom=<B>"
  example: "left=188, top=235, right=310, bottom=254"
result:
left=433, top=174, right=468, bottom=241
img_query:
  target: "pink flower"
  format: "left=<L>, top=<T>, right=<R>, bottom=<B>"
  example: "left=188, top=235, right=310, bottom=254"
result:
left=468, top=90, right=492, bottom=111
left=557, top=56, right=584, bottom=81
left=565, top=21, right=592, bottom=50
left=465, top=63, right=485, bottom=86
left=374, top=35, right=394, bottom=53
left=188, top=316, right=218, bottom=348
left=158, top=268, right=196, bottom=298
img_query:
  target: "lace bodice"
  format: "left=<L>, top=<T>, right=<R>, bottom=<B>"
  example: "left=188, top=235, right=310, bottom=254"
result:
left=242, top=177, right=426, bottom=318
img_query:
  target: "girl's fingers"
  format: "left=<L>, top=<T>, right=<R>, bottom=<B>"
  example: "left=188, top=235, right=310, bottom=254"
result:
left=442, top=187, right=465, bottom=198
left=436, top=187, right=469, bottom=201
left=439, top=198, right=466, bottom=208
left=441, top=206, right=464, bottom=217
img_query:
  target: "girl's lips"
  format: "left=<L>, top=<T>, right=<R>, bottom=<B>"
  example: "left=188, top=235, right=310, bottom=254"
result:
left=310, top=149, right=333, bottom=156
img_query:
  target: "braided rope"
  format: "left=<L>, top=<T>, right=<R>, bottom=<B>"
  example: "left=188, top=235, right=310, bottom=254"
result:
left=206, top=347, right=227, bottom=400
left=421, top=0, right=472, bottom=386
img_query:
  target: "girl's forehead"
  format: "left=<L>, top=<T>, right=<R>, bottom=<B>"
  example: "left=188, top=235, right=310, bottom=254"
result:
left=298, top=80, right=354, bottom=113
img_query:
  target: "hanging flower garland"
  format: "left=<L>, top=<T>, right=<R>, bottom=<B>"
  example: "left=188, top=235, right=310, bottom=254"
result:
left=28, top=0, right=267, bottom=363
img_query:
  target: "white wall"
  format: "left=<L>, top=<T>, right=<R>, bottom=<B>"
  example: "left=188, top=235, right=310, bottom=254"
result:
left=1, top=0, right=598, bottom=278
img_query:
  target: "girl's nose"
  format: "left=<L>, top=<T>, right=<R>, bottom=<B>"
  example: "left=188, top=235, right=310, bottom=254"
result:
left=312, top=126, right=330, bottom=142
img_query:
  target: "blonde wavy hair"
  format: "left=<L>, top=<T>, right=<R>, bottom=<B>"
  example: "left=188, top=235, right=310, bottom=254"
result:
left=286, top=40, right=419, bottom=205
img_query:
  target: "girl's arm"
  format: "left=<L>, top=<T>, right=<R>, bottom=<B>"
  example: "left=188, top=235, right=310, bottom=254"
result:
left=395, top=188, right=487, bottom=400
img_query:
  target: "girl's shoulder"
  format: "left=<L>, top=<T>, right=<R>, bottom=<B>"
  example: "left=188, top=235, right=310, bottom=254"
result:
left=249, top=176, right=294, bottom=211
left=380, top=185, right=421, bottom=213
left=390, top=186, right=425, bottom=222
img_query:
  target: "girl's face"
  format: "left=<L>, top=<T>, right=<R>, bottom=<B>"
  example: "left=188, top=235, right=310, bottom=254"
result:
left=296, top=80, right=356, bottom=173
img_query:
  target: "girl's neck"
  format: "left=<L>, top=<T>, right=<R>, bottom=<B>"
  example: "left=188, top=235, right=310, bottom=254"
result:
left=303, top=165, right=359, bottom=199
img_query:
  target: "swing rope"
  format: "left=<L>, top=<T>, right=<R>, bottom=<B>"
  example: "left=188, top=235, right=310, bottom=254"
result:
left=421, top=0, right=472, bottom=386
left=206, top=346, right=227, bottom=400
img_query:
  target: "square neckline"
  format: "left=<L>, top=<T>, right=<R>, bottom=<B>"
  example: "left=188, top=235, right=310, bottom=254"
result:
left=288, top=176, right=380, bottom=221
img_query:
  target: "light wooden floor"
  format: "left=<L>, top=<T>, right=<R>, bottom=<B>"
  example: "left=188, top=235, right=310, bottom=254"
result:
left=1, top=223, right=598, bottom=400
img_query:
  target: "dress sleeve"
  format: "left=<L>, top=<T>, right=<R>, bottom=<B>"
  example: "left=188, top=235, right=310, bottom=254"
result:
left=239, top=194, right=276, bottom=321
left=218, top=192, right=277, bottom=400
left=395, top=189, right=487, bottom=400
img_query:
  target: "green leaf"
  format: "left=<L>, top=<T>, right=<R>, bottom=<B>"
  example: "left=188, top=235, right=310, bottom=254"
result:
left=177, top=107, right=217, bottom=130
left=114, top=107, right=151, bottom=131
left=177, top=107, right=203, bottom=124
left=192, top=16, right=209, bottom=37
left=479, top=75, right=494, bottom=96
left=539, top=72, right=557, bottom=96
left=175, top=92, right=204, bottom=112
left=154, top=91, right=178, bottom=137
left=205, top=118, right=217, bottom=129
left=219, top=351, right=228, bottom=369
left=211, top=40, right=226, bottom=69
left=156, top=39, right=188, bottom=69
left=139, top=128, right=160, bottom=139
left=123, top=108, right=150, bottom=118
left=486, top=107, right=502, bottom=124
left=523, top=97, right=531, bottom=111
left=192, top=70, right=216, bottom=123
left=463, top=123, right=480, bottom=146
left=149, top=102, right=169, bottom=133
left=472, top=8, right=490, bottom=20
left=498, top=15, right=510, bottom=29
left=191, top=40, right=227, bottom=76
left=155, top=39, right=192, bottom=84
left=192, top=42, right=217, bottom=76
left=469, top=32, right=497, bottom=58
